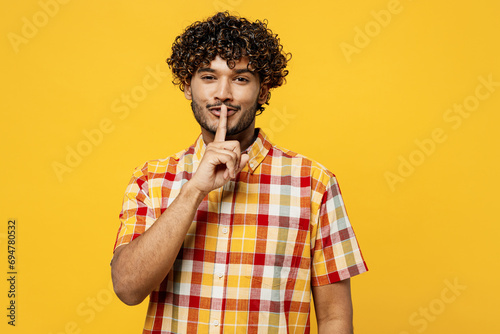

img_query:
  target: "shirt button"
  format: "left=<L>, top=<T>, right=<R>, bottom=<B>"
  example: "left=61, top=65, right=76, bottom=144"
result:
left=213, top=320, right=219, bottom=326
left=249, top=162, right=254, bottom=168
left=217, top=272, right=223, bottom=278
left=222, top=227, right=228, bottom=234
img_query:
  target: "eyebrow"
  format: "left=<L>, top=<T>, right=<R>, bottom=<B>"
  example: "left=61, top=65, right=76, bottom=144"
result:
left=197, top=67, right=256, bottom=76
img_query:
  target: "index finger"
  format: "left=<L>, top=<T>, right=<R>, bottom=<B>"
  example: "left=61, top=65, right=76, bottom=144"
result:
left=214, top=104, right=227, bottom=142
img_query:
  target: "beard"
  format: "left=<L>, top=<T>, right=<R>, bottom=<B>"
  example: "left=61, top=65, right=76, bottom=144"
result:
left=191, top=98, right=259, bottom=137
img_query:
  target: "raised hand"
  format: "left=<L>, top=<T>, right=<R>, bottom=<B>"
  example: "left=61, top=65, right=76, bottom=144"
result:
left=189, top=105, right=249, bottom=195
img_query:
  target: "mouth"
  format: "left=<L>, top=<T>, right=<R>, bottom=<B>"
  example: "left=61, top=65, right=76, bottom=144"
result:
left=208, top=105, right=239, bottom=117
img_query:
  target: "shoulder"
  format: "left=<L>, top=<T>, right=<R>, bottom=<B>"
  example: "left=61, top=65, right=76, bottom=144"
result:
left=270, top=143, right=336, bottom=178
left=269, top=145, right=338, bottom=197
left=129, top=144, right=195, bottom=180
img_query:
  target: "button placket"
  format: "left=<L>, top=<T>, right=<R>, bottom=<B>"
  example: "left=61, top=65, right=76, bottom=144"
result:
left=209, top=181, right=234, bottom=334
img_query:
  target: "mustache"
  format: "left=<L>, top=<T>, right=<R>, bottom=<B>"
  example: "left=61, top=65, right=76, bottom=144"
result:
left=206, top=102, right=241, bottom=110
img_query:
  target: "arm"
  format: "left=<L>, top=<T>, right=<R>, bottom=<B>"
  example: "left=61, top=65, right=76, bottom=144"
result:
left=111, top=105, right=249, bottom=305
left=312, top=278, right=354, bottom=334
left=111, top=182, right=206, bottom=305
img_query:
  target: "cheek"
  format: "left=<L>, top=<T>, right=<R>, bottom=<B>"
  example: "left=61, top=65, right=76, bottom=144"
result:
left=191, top=83, right=213, bottom=100
left=236, top=86, right=260, bottom=104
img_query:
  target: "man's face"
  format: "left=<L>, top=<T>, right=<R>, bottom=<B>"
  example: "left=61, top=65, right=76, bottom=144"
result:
left=184, top=56, right=268, bottom=138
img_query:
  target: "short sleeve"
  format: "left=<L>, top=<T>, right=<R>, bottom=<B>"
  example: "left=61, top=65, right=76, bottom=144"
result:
left=113, top=163, right=156, bottom=252
left=311, top=176, right=367, bottom=286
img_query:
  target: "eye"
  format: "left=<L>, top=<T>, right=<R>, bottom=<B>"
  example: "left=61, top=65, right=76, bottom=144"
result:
left=201, top=75, right=216, bottom=81
left=235, top=77, right=249, bottom=83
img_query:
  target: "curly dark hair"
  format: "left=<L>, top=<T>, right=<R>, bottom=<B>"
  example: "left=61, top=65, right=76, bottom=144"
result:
left=166, top=11, right=291, bottom=114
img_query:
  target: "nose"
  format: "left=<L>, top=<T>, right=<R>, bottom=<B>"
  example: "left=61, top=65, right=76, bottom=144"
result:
left=214, top=78, right=233, bottom=102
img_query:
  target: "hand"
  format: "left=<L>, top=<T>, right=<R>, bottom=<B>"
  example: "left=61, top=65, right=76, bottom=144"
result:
left=189, top=105, right=250, bottom=195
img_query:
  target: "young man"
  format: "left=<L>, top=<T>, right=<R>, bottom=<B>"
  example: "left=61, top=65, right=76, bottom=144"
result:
left=111, top=12, right=367, bottom=334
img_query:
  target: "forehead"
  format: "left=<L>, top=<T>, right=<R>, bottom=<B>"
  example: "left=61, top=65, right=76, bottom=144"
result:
left=197, top=55, right=253, bottom=72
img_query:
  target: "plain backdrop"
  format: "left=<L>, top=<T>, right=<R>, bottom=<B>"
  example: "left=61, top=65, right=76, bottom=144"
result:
left=1, top=0, right=499, bottom=333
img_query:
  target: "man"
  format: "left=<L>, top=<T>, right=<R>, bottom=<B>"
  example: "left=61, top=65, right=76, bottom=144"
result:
left=111, top=12, right=367, bottom=334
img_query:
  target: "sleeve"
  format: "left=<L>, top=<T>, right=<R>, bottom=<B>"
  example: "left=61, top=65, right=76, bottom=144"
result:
left=310, top=175, right=368, bottom=286
left=113, top=163, right=156, bottom=252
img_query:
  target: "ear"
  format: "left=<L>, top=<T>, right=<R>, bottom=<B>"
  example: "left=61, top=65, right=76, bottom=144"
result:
left=184, top=81, right=192, bottom=100
left=258, top=85, right=269, bottom=104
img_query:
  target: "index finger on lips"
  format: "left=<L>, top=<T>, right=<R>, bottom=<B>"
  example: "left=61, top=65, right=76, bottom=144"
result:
left=214, top=104, right=227, bottom=142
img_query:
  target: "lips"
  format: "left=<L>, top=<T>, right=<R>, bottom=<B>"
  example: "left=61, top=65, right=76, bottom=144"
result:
left=208, top=106, right=238, bottom=117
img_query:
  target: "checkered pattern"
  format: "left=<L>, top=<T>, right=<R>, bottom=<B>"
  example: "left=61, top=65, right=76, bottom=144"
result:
left=114, top=129, right=367, bottom=334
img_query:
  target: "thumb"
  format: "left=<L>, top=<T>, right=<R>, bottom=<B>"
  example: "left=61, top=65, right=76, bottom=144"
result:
left=239, top=153, right=250, bottom=170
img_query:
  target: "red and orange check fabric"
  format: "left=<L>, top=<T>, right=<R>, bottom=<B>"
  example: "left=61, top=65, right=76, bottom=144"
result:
left=114, top=129, right=367, bottom=334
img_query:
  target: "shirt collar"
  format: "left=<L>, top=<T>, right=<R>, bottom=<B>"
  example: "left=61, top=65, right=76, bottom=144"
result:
left=193, top=128, right=272, bottom=174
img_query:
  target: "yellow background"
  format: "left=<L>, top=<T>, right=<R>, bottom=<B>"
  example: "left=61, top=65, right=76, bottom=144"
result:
left=1, top=0, right=499, bottom=333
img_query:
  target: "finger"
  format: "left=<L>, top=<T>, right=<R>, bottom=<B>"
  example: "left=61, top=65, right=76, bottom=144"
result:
left=239, top=153, right=250, bottom=172
left=220, top=154, right=237, bottom=179
left=208, top=140, right=240, bottom=154
left=214, top=104, right=227, bottom=142
left=206, top=147, right=238, bottom=161
left=208, top=148, right=238, bottom=178
left=222, top=142, right=241, bottom=177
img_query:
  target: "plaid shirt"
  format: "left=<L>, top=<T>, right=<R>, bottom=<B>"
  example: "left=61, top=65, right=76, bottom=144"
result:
left=114, top=129, right=367, bottom=334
